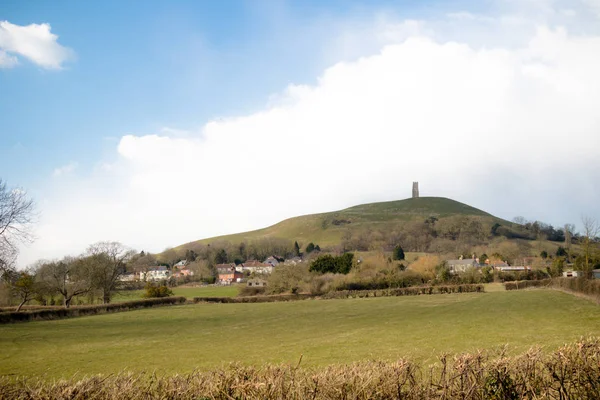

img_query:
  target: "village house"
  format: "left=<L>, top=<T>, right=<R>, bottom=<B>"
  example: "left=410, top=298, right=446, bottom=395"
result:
left=264, top=256, right=280, bottom=267
left=141, top=266, right=170, bottom=281
left=563, top=270, right=582, bottom=278
left=446, top=258, right=479, bottom=273
left=241, top=260, right=274, bottom=274
left=247, top=278, right=267, bottom=287
left=172, top=265, right=194, bottom=279
left=173, top=260, right=188, bottom=268
left=593, top=269, right=600, bottom=279
left=216, top=263, right=237, bottom=274
left=118, top=273, right=137, bottom=282
left=218, top=270, right=244, bottom=285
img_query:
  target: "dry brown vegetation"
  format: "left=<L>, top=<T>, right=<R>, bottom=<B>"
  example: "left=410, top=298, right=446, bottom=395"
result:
left=1, top=338, right=598, bottom=399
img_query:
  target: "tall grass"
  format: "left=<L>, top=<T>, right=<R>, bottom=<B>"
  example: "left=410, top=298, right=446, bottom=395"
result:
left=1, top=338, right=598, bottom=399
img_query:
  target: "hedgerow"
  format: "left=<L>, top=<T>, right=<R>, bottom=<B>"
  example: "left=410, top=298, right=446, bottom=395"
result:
left=1, top=338, right=598, bottom=399
left=0, top=296, right=187, bottom=324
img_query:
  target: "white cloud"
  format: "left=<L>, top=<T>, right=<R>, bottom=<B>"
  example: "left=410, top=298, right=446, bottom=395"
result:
left=52, top=162, right=78, bottom=177
left=0, top=20, right=73, bottom=69
left=0, top=49, right=18, bottom=67
left=18, top=1, right=600, bottom=265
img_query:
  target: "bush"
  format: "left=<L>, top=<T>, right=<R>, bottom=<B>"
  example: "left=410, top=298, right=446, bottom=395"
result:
left=142, top=283, right=174, bottom=298
left=310, top=253, right=354, bottom=274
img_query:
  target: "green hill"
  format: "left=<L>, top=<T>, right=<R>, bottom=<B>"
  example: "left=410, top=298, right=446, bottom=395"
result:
left=179, top=197, right=509, bottom=249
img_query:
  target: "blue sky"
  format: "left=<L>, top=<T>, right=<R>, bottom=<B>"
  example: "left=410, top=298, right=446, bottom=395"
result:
left=2, top=0, right=465, bottom=189
left=1, top=0, right=600, bottom=265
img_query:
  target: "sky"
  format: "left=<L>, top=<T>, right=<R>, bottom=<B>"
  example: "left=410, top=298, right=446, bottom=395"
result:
left=1, top=0, right=599, bottom=267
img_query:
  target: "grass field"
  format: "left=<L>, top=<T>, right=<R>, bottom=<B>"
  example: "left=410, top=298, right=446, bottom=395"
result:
left=0, top=290, right=598, bottom=380
left=112, top=285, right=239, bottom=302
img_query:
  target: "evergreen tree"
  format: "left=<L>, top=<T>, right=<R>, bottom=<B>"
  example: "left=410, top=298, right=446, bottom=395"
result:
left=294, top=241, right=301, bottom=257
left=305, top=242, right=315, bottom=254
left=392, top=245, right=405, bottom=261
left=214, top=249, right=228, bottom=264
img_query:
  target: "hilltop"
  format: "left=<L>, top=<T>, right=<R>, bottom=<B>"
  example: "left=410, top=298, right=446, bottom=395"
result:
left=178, top=197, right=510, bottom=250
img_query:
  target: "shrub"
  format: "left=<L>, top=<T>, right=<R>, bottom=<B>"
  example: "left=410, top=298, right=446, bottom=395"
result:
left=309, top=253, right=354, bottom=274
left=142, top=283, right=174, bottom=298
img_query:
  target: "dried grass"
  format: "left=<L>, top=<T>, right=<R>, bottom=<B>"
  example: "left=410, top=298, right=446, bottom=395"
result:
left=2, top=338, right=598, bottom=399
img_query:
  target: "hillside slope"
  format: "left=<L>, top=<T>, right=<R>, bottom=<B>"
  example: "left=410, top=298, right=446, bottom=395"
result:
left=179, top=197, right=510, bottom=249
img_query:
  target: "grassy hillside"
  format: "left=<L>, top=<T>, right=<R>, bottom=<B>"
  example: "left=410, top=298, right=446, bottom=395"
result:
left=1, top=290, right=598, bottom=379
left=180, top=197, right=509, bottom=249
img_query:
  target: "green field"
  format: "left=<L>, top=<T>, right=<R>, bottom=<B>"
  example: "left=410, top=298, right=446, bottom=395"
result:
left=112, top=285, right=239, bottom=302
left=1, top=289, right=599, bottom=380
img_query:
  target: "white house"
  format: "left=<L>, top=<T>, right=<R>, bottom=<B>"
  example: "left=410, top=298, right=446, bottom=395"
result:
left=241, top=260, right=274, bottom=274
left=118, top=273, right=137, bottom=282
left=562, top=270, right=582, bottom=278
left=141, top=266, right=170, bottom=281
left=446, top=258, right=479, bottom=273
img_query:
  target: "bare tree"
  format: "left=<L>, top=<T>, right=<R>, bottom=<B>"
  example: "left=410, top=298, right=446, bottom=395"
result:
left=564, top=223, right=575, bottom=247
left=581, top=216, right=599, bottom=278
left=37, top=257, right=92, bottom=308
left=87, top=241, right=135, bottom=304
left=512, top=216, right=528, bottom=226
left=0, top=179, right=35, bottom=270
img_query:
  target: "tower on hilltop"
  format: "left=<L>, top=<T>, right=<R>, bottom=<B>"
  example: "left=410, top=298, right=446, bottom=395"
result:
left=412, top=182, right=419, bottom=199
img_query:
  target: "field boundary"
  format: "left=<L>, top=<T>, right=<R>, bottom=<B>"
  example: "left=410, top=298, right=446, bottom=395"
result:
left=505, top=278, right=600, bottom=304
left=2, top=337, right=598, bottom=399
left=194, top=284, right=485, bottom=303
left=0, top=296, right=187, bottom=324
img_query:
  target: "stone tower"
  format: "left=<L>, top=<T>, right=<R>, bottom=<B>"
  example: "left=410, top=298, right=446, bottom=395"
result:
left=412, top=182, right=419, bottom=198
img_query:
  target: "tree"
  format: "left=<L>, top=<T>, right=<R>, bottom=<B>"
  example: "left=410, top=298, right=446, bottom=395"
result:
left=556, top=246, right=568, bottom=258
left=87, top=241, right=135, bottom=304
left=294, top=241, right=301, bottom=257
left=315, top=245, right=321, bottom=252
left=305, top=242, right=316, bottom=254
left=581, top=216, right=599, bottom=278
left=0, top=179, right=35, bottom=270
left=214, top=248, right=228, bottom=264
left=37, top=257, right=93, bottom=308
left=309, top=253, right=354, bottom=274
left=392, top=245, right=405, bottom=261
left=512, top=216, right=527, bottom=225
left=2, top=268, right=38, bottom=311
left=540, top=250, right=548, bottom=259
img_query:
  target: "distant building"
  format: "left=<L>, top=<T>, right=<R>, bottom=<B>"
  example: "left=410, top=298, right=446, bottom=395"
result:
left=412, top=182, right=419, bottom=199
left=173, top=260, right=188, bottom=268
left=216, top=263, right=237, bottom=274
left=119, top=273, right=137, bottom=282
left=563, top=270, right=582, bottom=278
left=264, top=256, right=280, bottom=267
left=218, top=270, right=244, bottom=285
left=141, top=266, right=170, bottom=281
left=446, top=258, right=479, bottom=273
left=247, top=278, right=267, bottom=287
left=593, top=269, right=600, bottom=279
left=241, top=260, right=274, bottom=274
